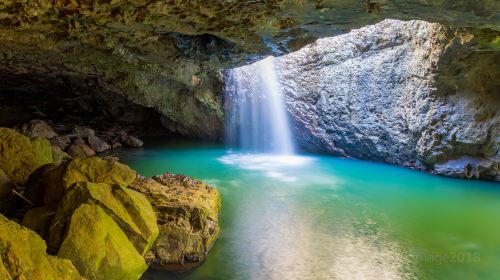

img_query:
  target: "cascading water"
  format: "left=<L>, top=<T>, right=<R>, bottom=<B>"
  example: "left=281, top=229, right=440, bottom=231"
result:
left=224, top=56, right=295, bottom=154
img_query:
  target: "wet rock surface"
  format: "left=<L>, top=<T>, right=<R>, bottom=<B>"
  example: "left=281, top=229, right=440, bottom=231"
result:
left=130, top=173, right=221, bottom=271
left=276, top=20, right=499, bottom=181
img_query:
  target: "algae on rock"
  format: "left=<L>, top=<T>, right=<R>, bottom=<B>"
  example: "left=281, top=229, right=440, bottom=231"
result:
left=0, top=128, right=53, bottom=185
left=63, top=156, right=137, bottom=188
left=47, top=182, right=158, bottom=256
left=58, top=204, right=147, bottom=280
left=0, top=214, right=82, bottom=280
left=130, top=173, right=221, bottom=271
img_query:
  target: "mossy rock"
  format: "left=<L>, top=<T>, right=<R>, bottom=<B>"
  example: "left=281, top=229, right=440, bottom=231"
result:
left=0, top=169, right=15, bottom=213
left=0, top=128, right=53, bottom=185
left=63, top=156, right=137, bottom=188
left=24, top=160, right=70, bottom=207
left=47, top=182, right=158, bottom=256
left=21, top=204, right=58, bottom=239
left=130, top=173, right=221, bottom=270
left=58, top=204, right=147, bottom=280
left=0, top=214, right=82, bottom=280
left=25, top=156, right=137, bottom=208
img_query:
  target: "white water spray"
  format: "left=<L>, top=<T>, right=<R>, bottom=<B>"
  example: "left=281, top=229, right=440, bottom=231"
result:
left=224, top=56, right=295, bottom=154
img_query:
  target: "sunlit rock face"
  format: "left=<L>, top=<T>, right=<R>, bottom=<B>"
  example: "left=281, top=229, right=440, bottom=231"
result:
left=277, top=19, right=500, bottom=181
left=0, top=1, right=498, bottom=139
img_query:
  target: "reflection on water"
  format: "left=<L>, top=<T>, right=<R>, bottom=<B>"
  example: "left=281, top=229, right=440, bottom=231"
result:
left=118, top=140, right=500, bottom=280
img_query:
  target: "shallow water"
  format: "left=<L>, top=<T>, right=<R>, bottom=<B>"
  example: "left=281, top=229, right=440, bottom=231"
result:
left=118, top=139, right=500, bottom=280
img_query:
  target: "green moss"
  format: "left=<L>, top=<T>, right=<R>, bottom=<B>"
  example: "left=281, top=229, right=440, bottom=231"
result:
left=0, top=214, right=81, bottom=280
left=0, top=128, right=53, bottom=185
left=47, top=182, right=158, bottom=256
left=57, top=204, right=147, bottom=280
left=0, top=169, right=15, bottom=212
left=63, top=156, right=137, bottom=188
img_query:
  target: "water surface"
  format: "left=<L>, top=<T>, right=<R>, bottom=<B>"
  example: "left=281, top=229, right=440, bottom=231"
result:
left=119, top=139, right=500, bottom=280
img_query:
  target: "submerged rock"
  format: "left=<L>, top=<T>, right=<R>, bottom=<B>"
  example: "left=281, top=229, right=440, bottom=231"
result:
left=57, top=204, right=147, bottom=280
left=130, top=173, right=221, bottom=271
left=0, top=128, right=53, bottom=185
left=0, top=214, right=81, bottom=280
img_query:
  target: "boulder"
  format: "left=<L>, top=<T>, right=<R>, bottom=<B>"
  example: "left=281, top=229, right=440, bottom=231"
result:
left=21, top=204, right=58, bottom=239
left=130, top=173, right=221, bottom=271
left=20, top=119, right=57, bottom=139
left=0, top=128, right=53, bottom=185
left=57, top=204, right=147, bottom=280
left=24, top=156, right=137, bottom=208
left=67, top=137, right=96, bottom=158
left=47, top=182, right=158, bottom=256
left=0, top=169, right=15, bottom=213
left=63, top=156, right=137, bottom=188
left=51, top=145, right=72, bottom=162
left=124, top=136, right=144, bottom=148
left=51, top=136, right=71, bottom=150
left=72, top=126, right=95, bottom=138
left=87, top=134, right=111, bottom=153
left=0, top=214, right=81, bottom=280
left=24, top=160, right=70, bottom=206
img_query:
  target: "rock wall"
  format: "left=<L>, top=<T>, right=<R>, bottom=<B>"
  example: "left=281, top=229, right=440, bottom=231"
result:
left=276, top=20, right=499, bottom=181
left=0, top=1, right=498, bottom=140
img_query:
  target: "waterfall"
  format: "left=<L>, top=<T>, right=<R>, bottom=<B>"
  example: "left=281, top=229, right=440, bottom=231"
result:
left=224, top=56, right=295, bottom=154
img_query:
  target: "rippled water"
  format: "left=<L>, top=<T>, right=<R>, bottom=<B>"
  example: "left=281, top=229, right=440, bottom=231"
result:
left=118, top=139, right=500, bottom=280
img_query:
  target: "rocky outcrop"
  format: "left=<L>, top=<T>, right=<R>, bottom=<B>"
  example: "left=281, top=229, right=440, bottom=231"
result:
left=0, top=214, right=82, bottom=280
left=130, top=173, right=221, bottom=271
left=0, top=128, right=53, bottom=185
left=274, top=19, right=499, bottom=181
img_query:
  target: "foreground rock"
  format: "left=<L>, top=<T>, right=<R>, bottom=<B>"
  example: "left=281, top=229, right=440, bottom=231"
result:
left=130, top=173, right=221, bottom=271
left=0, top=214, right=81, bottom=280
left=0, top=169, right=15, bottom=213
left=47, top=181, right=158, bottom=256
left=58, top=204, right=148, bottom=280
left=24, top=156, right=137, bottom=206
left=0, top=128, right=53, bottom=185
left=268, top=19, right=500, bottom=181
left=21, top=156, right=157, bottom=279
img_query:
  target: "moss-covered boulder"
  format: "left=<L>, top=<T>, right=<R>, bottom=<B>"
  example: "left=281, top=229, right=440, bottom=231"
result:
left=47, top=182, right=158, bottom=255
left=130, top=173, right=221, bottom=271
left=0, top=169, right=15, bottom=213
left=24, top=160, right=70, bottom=207
left=58, top=204, right=147, bottom=280
left=24, top=156, right=137, bottom=207
left=21, top=204, right=58, bottom=239
left=0, top=214, right=81, bottom=280
left=0, top=128, right=53, bottom=185
left=63, top=156, right=137, bottom=188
